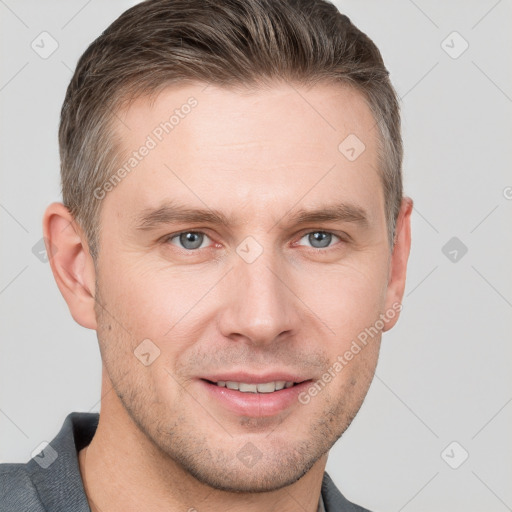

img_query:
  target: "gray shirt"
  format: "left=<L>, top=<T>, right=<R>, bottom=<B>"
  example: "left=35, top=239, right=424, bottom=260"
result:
left=0, top=412, right=372, bottom=511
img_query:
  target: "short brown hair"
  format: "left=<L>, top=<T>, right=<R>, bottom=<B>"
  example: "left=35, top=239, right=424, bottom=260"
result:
left=59, top=0, right=403, bottom=261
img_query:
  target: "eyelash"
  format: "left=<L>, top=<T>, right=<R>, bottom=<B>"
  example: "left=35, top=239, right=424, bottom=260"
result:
left=163, top=229, right=347, bottom=253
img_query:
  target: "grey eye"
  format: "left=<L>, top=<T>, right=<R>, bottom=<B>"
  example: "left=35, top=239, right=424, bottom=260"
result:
left=300, top=231, right=338, bottom=249
left=170, top=232, right=208, bottom=250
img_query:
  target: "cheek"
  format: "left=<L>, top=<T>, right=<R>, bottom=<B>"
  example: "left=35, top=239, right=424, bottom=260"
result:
left=97, top=257, right=198, bottom=336
left=306, top=261, right=389, bottom=335
left=96, top=259, right=221, bottom=385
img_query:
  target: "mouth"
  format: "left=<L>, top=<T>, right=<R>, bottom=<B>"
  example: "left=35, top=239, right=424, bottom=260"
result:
left=199, top=376, right=313, bottom=417
left=202, top=379, right=301, bottom=393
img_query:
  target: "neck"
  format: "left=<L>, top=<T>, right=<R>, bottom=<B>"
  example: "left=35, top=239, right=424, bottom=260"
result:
left=78, top=376, right=327, bottom=512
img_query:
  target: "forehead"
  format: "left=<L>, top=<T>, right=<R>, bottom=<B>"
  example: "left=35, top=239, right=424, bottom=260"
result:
left=116, top=81, right=376, bottom=154
left=105, top=81, right=383, bottom=228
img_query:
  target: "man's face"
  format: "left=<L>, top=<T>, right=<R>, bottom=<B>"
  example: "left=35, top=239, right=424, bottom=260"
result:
left=93, top=82, right=398, bottom=492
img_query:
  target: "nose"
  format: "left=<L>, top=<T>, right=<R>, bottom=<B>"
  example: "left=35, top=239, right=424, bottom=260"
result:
left=217, top=245, right=299, bottom=346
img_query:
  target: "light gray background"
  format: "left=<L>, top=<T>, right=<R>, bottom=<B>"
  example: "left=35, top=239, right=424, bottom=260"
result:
left=1, top=1, right=511, bottom=511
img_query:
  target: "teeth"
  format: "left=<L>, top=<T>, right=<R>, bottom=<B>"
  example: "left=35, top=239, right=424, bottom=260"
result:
left=239, top=383, right=258, bottom=393
left=216, top=381, right=295, bottom=393
left=275, top=381, right=286, bottom=391
left=257, top=382, right=276, bottom=393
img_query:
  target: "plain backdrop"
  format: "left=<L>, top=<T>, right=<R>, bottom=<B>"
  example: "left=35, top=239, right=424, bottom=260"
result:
left=1, top=1, right=511, bottom=511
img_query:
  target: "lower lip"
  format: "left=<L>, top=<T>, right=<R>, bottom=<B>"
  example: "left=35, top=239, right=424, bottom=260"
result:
left=199, top=379, right=312, bottom=417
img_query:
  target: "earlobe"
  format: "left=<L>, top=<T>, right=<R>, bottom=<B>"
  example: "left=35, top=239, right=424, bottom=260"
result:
left=42, top=202, right=98, bottom=330
left=382, top=196, right=413, bottom=332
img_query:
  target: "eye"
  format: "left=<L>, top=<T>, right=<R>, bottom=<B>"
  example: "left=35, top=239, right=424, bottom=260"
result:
left=164, top=230, right=344, bottom=252
left=166, top=231, right=212, bottom=250
left=297, top=231, right=342, bottom=249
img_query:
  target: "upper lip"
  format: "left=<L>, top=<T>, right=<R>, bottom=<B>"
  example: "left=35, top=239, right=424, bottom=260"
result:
left=201, top=372, right=311, bottom=384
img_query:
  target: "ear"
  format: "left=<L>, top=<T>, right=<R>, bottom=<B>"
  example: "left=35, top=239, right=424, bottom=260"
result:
left=382, top=196, right=413, bottom=332
left=42, top=202, right=98, bottom=330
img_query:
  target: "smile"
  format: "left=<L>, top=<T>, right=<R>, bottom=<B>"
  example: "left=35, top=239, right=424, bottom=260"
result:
left=211, top=380, right=296, bottom=393
left=200, top=378, right=312, bottom=417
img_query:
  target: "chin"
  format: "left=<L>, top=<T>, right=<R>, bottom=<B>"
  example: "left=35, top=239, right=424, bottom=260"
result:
left=182, top=451, right=318, bottom=493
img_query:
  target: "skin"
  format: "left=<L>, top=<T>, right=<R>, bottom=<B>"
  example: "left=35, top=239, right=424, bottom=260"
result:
left=43, top=81, right=412, bottom=512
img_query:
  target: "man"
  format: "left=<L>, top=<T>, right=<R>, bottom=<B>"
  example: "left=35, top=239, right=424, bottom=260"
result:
left=0, top=0, right=412, bottom=510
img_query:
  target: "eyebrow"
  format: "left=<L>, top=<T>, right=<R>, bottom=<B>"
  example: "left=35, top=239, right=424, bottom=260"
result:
left=134, top=199, right=369, bottom=232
